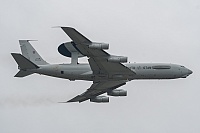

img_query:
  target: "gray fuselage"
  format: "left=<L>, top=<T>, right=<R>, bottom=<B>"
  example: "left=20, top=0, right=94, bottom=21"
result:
left=31, top=63, right=192, bottom=81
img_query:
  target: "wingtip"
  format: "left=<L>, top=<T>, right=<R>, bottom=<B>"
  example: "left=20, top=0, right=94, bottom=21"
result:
left=58, top=99, right=77, bottom=103
left=18, top=40, right=38, bottom=43
left=52, top=26, right=62, bottom=28
left=52, top=26, right=74, bottom=29
left=11, top=53, right=20, bottom=57
left=58, top=101, right=78, bottom=103
left=58, top=102, right=68, bottom=103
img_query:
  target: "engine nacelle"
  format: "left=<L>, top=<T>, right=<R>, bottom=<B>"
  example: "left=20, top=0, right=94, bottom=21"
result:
left=107, top=56, right=128, bottom=63
left=107, top=89, right=127, bottom=96
left=90, top=96, right=109, bottom=103
left=89, top=43, right=109, bottom=50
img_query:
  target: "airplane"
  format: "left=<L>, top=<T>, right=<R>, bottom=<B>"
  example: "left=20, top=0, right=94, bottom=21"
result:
left=11, top=27, right=193, bottom=103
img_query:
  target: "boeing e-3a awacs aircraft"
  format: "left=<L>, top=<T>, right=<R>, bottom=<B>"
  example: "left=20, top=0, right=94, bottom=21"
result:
left=11, top=27, right=193, bottom=103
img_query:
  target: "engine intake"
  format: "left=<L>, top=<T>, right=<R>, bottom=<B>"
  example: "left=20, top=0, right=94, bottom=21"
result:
left=107, top=56, right=128, bottom=63
left=89, top=43, right=109, bottom=50
left=107, top=89, right=127, bottom=96
left=90, top=96, right=109, bottom=103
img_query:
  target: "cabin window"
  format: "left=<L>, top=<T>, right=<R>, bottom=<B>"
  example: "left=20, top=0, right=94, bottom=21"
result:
left=152, top=65, right=171, bottom=69
left=61, top=71, right=64, bottom=74
left=143, top=66, right=151, bottom=69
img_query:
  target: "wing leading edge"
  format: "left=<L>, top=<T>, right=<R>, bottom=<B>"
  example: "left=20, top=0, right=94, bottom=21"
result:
left=61, top=27, right=91, bottom=44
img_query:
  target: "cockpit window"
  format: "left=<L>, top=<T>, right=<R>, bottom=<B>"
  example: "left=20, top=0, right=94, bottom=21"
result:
left=152, top=65, right=171, bottom=69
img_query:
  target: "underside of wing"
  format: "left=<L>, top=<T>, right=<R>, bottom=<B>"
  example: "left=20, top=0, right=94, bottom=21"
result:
left=66, top=81, right=126, bottom=103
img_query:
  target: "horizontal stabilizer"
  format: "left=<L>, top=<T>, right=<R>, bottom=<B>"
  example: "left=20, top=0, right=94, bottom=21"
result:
left=14, top=70, right=33, bottom=77
left=11, top=53, right=39, bottom=70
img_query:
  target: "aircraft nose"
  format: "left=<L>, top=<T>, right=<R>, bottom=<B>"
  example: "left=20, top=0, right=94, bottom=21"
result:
left=188, top=69, right=193, bottom=75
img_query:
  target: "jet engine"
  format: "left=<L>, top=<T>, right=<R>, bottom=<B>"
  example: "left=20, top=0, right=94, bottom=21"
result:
left=107, top=89, right=127, bottom=96
left=90, top=96, right=109, bottom=103
left=107, top=56, right=128, bottom=63
left=89, top=43, right=109, bottom=50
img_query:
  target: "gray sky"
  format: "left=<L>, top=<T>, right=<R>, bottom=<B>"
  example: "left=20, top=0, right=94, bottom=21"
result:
left=0, top=0, right=200, bottom=133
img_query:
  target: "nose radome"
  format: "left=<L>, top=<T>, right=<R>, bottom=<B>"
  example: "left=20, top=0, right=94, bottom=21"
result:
left=188, top=69, right=193, bottom=75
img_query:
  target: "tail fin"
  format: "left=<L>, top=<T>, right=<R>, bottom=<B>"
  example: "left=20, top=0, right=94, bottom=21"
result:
left=11, top=53, right=39, bottom=77
left=19, top=40, right=48, bottom=65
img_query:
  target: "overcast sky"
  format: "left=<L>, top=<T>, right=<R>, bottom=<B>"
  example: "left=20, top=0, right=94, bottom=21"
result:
left=0, top=0, right=200, bottom=133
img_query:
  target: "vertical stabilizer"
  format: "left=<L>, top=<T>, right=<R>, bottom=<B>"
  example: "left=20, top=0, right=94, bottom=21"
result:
left=19, top=40, right=48, bottom=65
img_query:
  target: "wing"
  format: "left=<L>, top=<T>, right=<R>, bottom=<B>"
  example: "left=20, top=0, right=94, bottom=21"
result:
left=61, top=27, right=91, bottom=44
left=61, top=27, right=108, bottom=57
left=66, top=80, right=126, bottom=103
left=61, top=27, right=135, bottom=77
